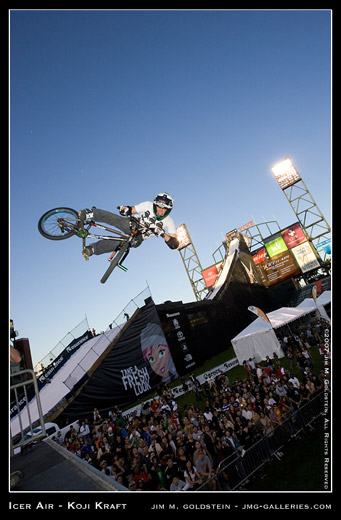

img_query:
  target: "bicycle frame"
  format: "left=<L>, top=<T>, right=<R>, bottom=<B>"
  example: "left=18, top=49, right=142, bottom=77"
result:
left=77, top=220, right=130, bottom=250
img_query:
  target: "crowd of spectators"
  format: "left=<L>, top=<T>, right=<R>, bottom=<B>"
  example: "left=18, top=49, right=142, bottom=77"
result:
left=53, top=318, right=330, bottom=492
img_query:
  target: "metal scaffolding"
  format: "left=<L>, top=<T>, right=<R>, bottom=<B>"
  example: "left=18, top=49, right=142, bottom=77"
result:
left=177, top=223, right=208, bottom=301
left=281, top=178, right=331, bottom=261
left=271, top=157, right=331, bottom=262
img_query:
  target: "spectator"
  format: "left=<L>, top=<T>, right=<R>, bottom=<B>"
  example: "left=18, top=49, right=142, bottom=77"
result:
left=275, top=380, right=287, bottom=399
left=80, top=440, right=92, bottom=459
left=195, top=450, right=214, bottom=481
left=93, top=408, right=102, bottom=425
left=306, top=378, right=316, bottom=396
left=78, top=420, right=90, bottom=441
left=183, top=460, right=202, bottom=491
left=131, top=464, right=152, bottom=488
left=288, top=373, right=300, bottom=389
left=286, top=382, right=301, bottom=410
left=170, top=476, right=186, bottom=491
left=302, top=347, right=314, bottom=368
left=259, top=412, right=273, bottom=436
left=164, top=458, right=180, bottom=490
left=286, top=347, right=294, bottom=369
left=176, top=447, right=189, bottom=476
left=53, top=430, right=64, bottom=445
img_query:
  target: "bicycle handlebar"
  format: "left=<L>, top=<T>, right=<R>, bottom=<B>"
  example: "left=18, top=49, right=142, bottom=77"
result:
left=116, top=206, right=161, bottom=236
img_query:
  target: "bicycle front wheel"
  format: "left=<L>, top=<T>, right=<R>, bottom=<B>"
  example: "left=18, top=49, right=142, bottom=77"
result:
left=38, top=207, right=79, bottom=240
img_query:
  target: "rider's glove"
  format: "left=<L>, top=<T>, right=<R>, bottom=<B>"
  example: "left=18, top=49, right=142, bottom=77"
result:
left=151, top=224, right=165, bottom=238
left=118, top=205, right=132, bottom=216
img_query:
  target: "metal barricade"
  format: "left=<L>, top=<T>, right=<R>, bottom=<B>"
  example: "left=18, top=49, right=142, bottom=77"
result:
left=195, top=391, right=326, bottom=491
left=10, top=369, right=46, bottom=457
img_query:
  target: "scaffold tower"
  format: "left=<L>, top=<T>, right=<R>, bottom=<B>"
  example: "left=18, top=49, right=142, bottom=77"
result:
left=271, top=157, right=331, bottom=262
left=176, top=223, right=208, bottom=301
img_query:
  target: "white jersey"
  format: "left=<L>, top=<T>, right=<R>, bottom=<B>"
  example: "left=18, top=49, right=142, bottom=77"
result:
left=134, top=201, right=177, bottom=241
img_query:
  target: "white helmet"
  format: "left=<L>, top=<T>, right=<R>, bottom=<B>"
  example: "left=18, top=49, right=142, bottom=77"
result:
left=153, top=193, right=174, bottom=220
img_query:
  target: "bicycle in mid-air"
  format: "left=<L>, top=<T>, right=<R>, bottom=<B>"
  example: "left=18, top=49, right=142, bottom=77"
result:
left=38, top=207, right=144, bottom=283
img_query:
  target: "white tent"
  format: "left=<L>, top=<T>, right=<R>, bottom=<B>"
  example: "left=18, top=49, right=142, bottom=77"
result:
left=297, top=298, right=330, bottom=322
left=231, top=304, right=323, bottom=365
left=316, top=290, right=331, bottom=307
left=231, top=320, right=282, bottom=365
left=296, top=289, right=331, bottom=322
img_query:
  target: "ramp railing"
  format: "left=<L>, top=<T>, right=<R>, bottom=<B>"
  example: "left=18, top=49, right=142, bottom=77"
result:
left=10, top=369, right=46, bottom=457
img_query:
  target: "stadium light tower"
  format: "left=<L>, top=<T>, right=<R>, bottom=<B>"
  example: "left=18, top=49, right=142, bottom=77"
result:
left=271, top=157, right=331, bottom=262
left=177, top=223, right=208, bottom=301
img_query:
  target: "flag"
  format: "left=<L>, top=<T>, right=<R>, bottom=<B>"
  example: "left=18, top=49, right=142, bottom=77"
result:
left=248, top=305, right=271, bottom=324
left=312, top=286, right=317, bottom=303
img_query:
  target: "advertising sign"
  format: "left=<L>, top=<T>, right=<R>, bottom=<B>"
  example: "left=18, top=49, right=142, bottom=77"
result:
left=252, top=248, right=269, bottom=265
left=315, top=238, right=331, bottom=255
left=291, top=242, right=320, bottom=273
left=257, top=250, right=300, bottom=287
left=160, top=311, right=199, bottom=374
left=58, top=302, right=180, bottom=417
left=265, top=236, right=288, bottom=258
left=281, top=223, right=307, bottom=249
left=202, top=263, right=222, bottom=288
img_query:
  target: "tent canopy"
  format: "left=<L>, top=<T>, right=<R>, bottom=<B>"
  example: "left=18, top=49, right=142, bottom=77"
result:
left=296, top=291, right=331, bottom=321
left=231, top=294, right=330, bottom=364
left=232, top=325, right=282, bottom=365
left=316, top=290, right=331, bottom=306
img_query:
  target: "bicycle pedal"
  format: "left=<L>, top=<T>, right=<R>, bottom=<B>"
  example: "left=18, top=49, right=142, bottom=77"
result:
left=118, top=264, right=128, bottom=272
left=108, top=252, right=116, bottom=261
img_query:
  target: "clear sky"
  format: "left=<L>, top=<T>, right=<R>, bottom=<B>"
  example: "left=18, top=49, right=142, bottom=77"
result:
left=10, top=9, right=332, bottom=366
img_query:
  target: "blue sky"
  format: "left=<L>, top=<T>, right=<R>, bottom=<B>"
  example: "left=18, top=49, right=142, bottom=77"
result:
left=10, top=9, right=332, bottom=365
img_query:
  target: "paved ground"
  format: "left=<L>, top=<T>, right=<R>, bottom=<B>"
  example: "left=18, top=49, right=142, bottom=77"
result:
left=10, top=441, right=119, bottom=491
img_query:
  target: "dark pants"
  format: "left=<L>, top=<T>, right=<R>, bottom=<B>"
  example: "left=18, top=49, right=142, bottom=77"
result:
left=89, top=208, right=142, bottom=255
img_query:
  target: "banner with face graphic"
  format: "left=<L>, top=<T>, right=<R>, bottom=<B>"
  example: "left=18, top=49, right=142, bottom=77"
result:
left=58, top=301, right=178, bottom=420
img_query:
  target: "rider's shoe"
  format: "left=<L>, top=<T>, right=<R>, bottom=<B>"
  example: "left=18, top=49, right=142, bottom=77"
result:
left=82, top=246, right=94, bottom=261
left=78, top=208, right=94, bottom=222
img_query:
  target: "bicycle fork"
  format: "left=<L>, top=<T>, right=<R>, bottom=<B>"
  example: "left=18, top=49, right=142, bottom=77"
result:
left=108, top=249, right=129, bottom=272
left=106, top=227, right=138, bottom=271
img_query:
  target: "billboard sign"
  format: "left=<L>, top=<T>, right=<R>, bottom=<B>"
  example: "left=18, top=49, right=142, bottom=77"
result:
left=257, top=250, right=300, bottom=287
left=252, top=247, right=269, bottom=265
left=202, top=264, right=222, bottom=288
left=281, top=223, right=307, bottom=249
left=291, top=242, right=320, bottom=273
left=265, top=236, right=288, bottom=258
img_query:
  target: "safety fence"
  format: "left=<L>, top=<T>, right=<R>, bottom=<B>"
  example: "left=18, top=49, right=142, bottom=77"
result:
left=195, top=390, right=328, bottom=491
left=34, top=317, right=90, bottom=376
left=10, top=369, right=46, bottom=457
left=62, top=286, right=151, bottom=392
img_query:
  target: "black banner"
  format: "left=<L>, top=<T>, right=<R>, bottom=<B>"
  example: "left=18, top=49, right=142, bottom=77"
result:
left=158, top=309, right=198, bottom=375
left=58, top=301, right=179, bottom=421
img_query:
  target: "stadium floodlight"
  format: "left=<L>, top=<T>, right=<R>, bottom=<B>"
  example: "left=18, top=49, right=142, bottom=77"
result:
left=176, top=223, right=192, bottom=251
left=271, top=157, right=301, bottom=190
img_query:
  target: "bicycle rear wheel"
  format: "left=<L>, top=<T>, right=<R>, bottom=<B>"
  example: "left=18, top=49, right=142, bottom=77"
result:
left=38, top=207, right=79, bottom=240
left=100, top=242, right=130, bottom=284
